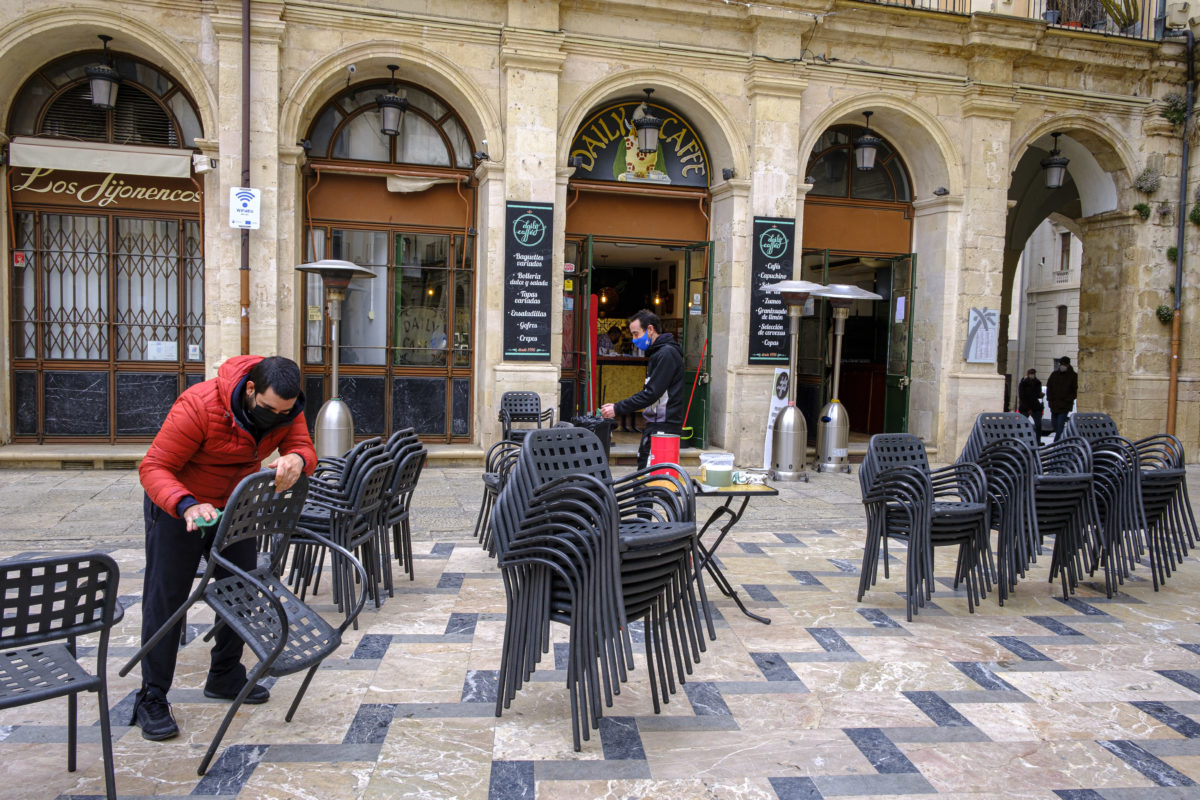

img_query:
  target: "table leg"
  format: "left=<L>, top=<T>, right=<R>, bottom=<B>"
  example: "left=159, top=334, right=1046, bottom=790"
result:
left=698, top=496, right=771, bottom=624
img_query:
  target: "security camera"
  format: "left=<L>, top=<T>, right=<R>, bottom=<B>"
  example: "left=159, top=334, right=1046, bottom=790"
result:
left=347, top=64, right=356, bottom=74
left=192, top=153, right=215, bottom=174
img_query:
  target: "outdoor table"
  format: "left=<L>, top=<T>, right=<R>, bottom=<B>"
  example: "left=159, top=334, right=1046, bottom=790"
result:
left=692, top=480, right=779, bottom=624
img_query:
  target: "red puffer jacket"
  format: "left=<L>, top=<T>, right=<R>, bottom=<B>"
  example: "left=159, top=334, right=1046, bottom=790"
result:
left=139, top=355, right=317, bottom=516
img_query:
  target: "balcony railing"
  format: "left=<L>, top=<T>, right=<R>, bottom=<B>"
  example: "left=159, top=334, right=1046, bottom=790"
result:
left=853, top=0, right=1166, bottom=42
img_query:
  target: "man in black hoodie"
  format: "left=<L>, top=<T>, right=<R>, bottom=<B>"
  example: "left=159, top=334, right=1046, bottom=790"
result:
left=600, top=309, right=685, bottom=469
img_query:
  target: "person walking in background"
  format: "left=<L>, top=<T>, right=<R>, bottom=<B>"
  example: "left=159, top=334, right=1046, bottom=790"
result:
left=1017, top=368, right=1043, bottom=427
left=133, top=355, right=316, bottom=741
left=1045, top=356, right=1078, bottom=440
left=600, top=309, right=684, bottom=469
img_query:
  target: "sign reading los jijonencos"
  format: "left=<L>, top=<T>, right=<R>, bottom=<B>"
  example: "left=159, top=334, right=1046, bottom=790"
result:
left=503, top=202, right=554, bottom=361
left=569, top=100, right=710, bottom=188
left=10, top=168, right=201, bottom=211
left=748, top=217, right=796, bottom=365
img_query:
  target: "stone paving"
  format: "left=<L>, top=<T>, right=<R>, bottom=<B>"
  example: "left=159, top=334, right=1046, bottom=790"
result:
left=2, top=464, right=1200, bottom=799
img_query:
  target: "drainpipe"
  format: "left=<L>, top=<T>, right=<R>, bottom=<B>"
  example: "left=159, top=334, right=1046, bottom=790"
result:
left=1168, top=29, right=1193, bottom=435
left=239, top=0, right=251, bottom=355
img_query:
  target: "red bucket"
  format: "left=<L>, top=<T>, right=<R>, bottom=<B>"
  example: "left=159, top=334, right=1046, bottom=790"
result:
left=648, top=433, right=680, bottom=476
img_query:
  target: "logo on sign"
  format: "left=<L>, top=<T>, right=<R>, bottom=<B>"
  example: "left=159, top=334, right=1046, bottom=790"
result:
left=759, top=227, right=789, bottom=259
left=512, top=213, right=546, bottom=247
left=228, top=186, right=261, bottom=230
left=13, top=252, right=26, bottom=267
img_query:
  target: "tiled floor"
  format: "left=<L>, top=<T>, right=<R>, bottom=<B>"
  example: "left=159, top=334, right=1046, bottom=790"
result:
left=3, top=465, right=1200, bottom=799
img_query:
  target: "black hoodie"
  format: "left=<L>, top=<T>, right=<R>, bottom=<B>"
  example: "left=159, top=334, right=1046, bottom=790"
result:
left=614, top=332, right=685, bottom=426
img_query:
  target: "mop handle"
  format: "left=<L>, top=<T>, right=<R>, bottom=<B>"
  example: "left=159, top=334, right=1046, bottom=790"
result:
left=683, top=337, right=708, bottom=429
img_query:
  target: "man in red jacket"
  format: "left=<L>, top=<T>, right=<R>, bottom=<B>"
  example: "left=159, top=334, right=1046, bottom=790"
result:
left=134, top=355, right=316, bottom=741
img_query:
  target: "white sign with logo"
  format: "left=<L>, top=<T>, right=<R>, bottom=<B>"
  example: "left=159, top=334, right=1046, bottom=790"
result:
left=229, top=187, right=261, bottom=229
left=762, top=367, right=791, bottom=469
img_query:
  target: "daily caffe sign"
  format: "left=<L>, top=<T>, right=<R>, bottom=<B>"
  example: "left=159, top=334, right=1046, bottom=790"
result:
left=569, top=99, right=710, bottom=188
left=11, top=167, right=201, bottom=212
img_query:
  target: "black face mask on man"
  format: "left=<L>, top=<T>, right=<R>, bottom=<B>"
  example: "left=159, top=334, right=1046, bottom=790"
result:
left=247, top=393, right=288, bottom=429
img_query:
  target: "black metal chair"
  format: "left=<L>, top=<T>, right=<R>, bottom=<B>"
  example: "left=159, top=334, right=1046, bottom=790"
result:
left=0, top=553, right=123, bottom=800
left=858, top=434, right=990, bottom=621
left=385, top=443, right=427, bottom=582
left=499, top=391, right=554, bottom=443
left=476, top=439, right=522, bottom=554
left=120, top=470, right=366, bottom=775
left=1065, top=412, right=1197, bottom=589
left=958, top=412, right=1101, bottom=601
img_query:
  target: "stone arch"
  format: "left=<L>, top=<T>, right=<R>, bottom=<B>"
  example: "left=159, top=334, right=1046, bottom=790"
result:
left=558, top=69, right=749, bottom=181
left=279, top=41, right=501, bottom=160
left=1009, top=116, right=1134, bottom=218
left=798, top=93, right=962, bottom=198
left=0, top=7, right=216, bottom=143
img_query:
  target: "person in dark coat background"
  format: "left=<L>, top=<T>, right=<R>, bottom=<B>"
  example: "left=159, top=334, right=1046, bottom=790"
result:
left=1045, top=356, right=1078, bottom=440
left=1017, top=368, right=1043, bottom=427
left=600, top=309, right=684, bottom=469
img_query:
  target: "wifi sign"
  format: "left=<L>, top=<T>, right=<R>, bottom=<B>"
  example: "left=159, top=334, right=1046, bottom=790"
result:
left=228, top=186, right=262, bottom=230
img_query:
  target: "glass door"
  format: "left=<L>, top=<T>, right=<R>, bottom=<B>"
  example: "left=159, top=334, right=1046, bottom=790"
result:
left=883, top=254, right=915, bottom=432
left=680, top=242, right=713, bottom=448
left=561, top=235, right=593, bottom=419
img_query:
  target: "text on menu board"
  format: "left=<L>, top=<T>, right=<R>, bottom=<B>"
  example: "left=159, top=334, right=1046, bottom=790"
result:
left=748, top=216, right=796, bottom=364
left=504, top=202, right=554, bottom=360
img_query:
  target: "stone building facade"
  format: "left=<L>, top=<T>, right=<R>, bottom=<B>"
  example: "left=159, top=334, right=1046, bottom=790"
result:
left=0, top=0, right=1194, bottom=462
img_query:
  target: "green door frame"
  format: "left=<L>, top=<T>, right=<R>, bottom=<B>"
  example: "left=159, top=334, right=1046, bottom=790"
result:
left=680, top=241, right=714, bottom=449
left=882, top=253, right=916, bottom=432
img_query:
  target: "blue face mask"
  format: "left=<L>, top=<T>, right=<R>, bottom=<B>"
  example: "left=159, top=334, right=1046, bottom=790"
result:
left=632, top=332, right=651, bottom=351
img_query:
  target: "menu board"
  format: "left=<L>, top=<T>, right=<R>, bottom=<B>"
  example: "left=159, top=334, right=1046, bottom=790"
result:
left=503, top=202, right=554, bottom=360
left=748, top=216, right=795, bottom=364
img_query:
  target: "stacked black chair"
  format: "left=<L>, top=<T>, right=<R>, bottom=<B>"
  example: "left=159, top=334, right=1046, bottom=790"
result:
left=0, top=553, right=123, bottom=800
left=1065, top=412, right=1197, bottom=589
left=476, top=439, right=522, bottom=554
left=491, top=426, right=711, bottom=750
left=499, top=391, right=554, bottom=443
left=385, top=440, right=427, bottom=582
left=121, top=470, right=366, bottom=775
left=858, top=434, right=990, bottom=621
left=958, top=412, right=1101, bottom=601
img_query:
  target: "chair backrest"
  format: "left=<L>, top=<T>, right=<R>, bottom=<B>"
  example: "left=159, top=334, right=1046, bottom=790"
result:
left=974, top=412, right=1038, bottom=449
left=210, top=471, right=310, bottom=553
left=860, top=434, right=929, bottom=494
left=388, top=447, right=427, bottom=511
left=520, top=427, right=611, bottom=486
left=500, top=391, right=543, bottom=422
left=385, top=427, right=419, bottom=457
left=1063, top=412, right=1118, bottom=443
left=0, top=552, right=121, bottom=649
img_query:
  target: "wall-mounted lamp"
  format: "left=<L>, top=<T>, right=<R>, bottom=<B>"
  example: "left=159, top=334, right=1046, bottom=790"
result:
left=1041, top=131, right=1069, bottom=190
left=377, top=64, right=409, bottom=136
left=633, top=88, right=664, bottom=155
left=473, top=150, right=490, bottom=164
left=86, top=35, right=121, bottom=110
left=932, top=186, right=949, bottom=196
left=854, top=110, right=882, bottom=172
left=721, top=167, right=736, bottom=181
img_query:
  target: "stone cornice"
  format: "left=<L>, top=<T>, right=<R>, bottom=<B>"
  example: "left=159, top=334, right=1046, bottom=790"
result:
left=963, top=13, right=1041, bottom=58
left=500, top=28, right=566, bottom=73
left=281, top=3, right=500, bottom=46
left=211, top=7, right=286, bottom=44
left=711, top=178, right=751, bottom=201
left=913, top=195, right=964, bottom=215
left=961, top=85, right=1020, bottom=119
left=747, top=61, right=808, bottom=101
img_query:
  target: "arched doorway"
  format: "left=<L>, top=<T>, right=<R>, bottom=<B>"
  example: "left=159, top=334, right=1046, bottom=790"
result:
left=300, top=78, right=479, bottom=443
left=6, top=45, right=205, bottom=442
left=799, top=120, right=916, bottom=437
left=563, top=94, right=713, bottom=446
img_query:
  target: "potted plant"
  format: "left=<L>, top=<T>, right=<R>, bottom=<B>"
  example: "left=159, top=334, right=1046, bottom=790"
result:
left=1134, top=202, right=1151, bottom=220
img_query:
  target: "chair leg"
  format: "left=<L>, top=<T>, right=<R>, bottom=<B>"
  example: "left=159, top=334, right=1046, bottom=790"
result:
left=198, top=661, right=272, bottom=775
left=67, top=690, right=77, bottom=772
left=285, top=664, right=322, bottom=722
left=96, top=682, right=118, bottom=800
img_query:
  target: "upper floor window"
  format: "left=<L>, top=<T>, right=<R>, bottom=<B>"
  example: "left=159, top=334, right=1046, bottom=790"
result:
left=306, top=81, right=474, bottom=169
left=806, top=125, right=912, bottom=202
left=7, top=50, right=201, bottom=148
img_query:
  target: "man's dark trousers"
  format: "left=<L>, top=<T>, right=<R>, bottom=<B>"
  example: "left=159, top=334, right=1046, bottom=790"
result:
left=140, top=493, right=256, bottom=694
left=636, top=421, right=683, bottom=470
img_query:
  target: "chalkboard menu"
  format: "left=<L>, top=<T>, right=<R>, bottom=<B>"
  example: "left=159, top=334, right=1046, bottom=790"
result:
left=503, top=201, right=554, bottom=360
left=748, top=216, right=795, bottom=364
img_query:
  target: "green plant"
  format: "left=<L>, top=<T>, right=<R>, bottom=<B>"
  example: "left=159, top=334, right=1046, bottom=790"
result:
left=1190, top=202, right=1200, bottom=226
left=1157, top=304, right=1175, bottom=324
left=1134, top=167, right=1162, bottom=194
left=1168, top=245, right=1178, bottom=262
left=1100, top=0, right=1139, bottom=29
left=1134, top=202, right=1152, bottom=220
left=1165, top=93, right=1189, bottom=127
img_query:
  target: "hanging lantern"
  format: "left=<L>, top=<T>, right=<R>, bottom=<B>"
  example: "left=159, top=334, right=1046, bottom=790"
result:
left=377, top=64, right=409, bottom=136
left=854, top=110, right=882, bottom=172
left=86, top=35, right=121, bottom=110
left=633, top=88, right=663, bottom=155
left=1041, top=131, right=1070, bottom=190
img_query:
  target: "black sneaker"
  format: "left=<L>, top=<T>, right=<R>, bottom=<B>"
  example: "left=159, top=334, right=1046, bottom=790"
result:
left=203, top=676, right=270, bottom=705
left=133, top=688, right=179, bottom=741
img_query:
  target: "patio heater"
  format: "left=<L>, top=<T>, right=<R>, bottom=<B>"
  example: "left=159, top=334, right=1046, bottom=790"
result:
left=811, top=283, right=883, bottom=473
left=762, top=279, right=825, bottom=481
left=296, top=259, right=377, bottom=459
